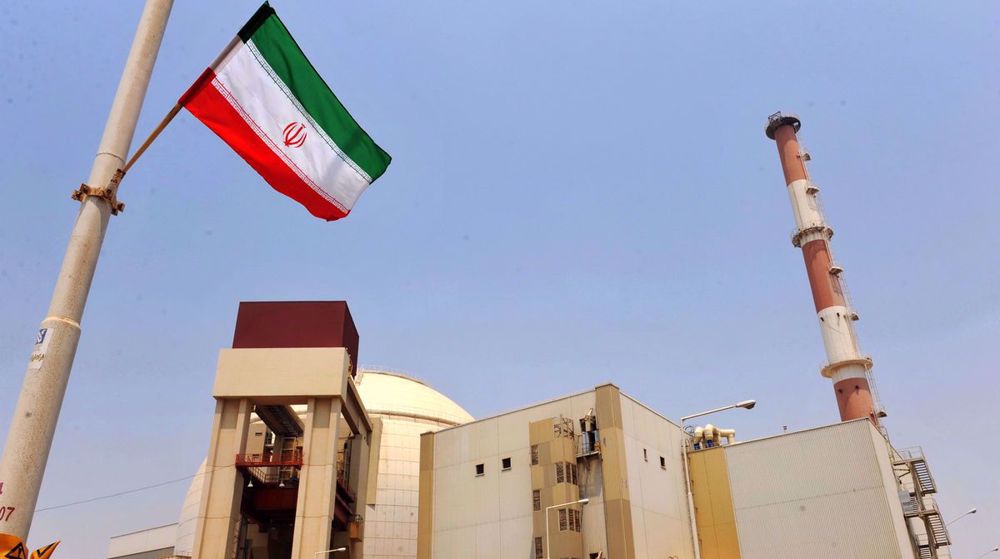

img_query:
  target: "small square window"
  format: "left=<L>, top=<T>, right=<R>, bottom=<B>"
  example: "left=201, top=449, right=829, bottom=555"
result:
left=475, top=463, right=485, bottom=476
left=533, top=490, right=541, bottom=511
left=502, top=457, right=512, bottom=470
left=660, top=456, right=666, bottom=469
left=643, top=448, right=648, bottom=461
left=530, top=444, right=539, bottom=465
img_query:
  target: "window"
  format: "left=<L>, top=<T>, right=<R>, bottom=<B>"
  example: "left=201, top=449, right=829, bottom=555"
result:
left=502, top=457, right=512, bottom=470
left=534, top=537, right=544, bottom=559
left=533, top=490, right=541, bottom=511
left=643, top=448, right=648, bottom=461
left=660, top=456, right=666, bottom=469
left=475, top=463, right=484, bottom=476
left=531, top=444, right=539, bottom=465
left=558, top=508, right=583, bottom=532
left=555, top=462, right=578, bottom=485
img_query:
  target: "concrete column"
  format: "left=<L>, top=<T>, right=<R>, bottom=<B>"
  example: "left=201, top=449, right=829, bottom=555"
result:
left=348, top=428, right=371, bottom=507
left=0, top=0, right=173, bottom=540
left=347, top=425, right=371, bottom=559
left=417, top=432, right=435, bottom=559
left=291, top=397, right=343, bottom=558
left=191, top=398, right=252, bottom=559
left=595, top=384, right=636, bottom=559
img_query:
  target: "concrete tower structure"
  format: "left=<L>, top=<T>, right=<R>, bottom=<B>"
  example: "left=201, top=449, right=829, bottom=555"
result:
left=765, top=112, right=881, bottom=425
left=109, top=368, right=472, bottom=559
left=191, top=301, right=373, bottom=559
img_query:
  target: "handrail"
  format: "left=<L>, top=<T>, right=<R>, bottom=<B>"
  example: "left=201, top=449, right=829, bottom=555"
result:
left=235, top=450, right=303, bottom=467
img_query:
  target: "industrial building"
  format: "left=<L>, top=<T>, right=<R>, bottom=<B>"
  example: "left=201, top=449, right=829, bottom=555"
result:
left=415, top=385, right=944, bottom=559
left=417, top=384, right=694, bottom=559
left=412, top=113, right=951, bottom=559
left=107, top=303, right=475, bottom=559
left=106, top=113, right=954, bottom=559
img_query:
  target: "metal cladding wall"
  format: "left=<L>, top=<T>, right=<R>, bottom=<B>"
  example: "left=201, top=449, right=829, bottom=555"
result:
left=724, top=420, right=914, bottom=559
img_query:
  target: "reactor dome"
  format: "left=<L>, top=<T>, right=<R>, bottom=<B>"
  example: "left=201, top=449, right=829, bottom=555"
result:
left=355, top=369, right=473, bottom=559
left=171, top=368, right=472, bottom=559
left=355, top=368, right=473, bottom=426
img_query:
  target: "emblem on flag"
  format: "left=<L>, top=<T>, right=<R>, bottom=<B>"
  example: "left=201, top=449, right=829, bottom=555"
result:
left=282, top=122, right=307, bottom=148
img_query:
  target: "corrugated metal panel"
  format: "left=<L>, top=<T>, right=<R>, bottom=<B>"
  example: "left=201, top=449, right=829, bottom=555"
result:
left=726, top=420, right=905, bottom=559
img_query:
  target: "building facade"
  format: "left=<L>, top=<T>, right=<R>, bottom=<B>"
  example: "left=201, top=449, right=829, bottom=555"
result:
left=691, top=419, right=917, bottom=559
left=418, top=386, right=938, bottom=559
left=417, top=383, right=695, bottom=559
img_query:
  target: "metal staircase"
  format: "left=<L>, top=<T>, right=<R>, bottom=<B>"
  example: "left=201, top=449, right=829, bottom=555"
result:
left=911, top=458, right=937, bottom=494
left=895, top=447, right=949, bottom=558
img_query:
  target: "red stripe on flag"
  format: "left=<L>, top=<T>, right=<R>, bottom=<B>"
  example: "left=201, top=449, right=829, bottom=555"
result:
left=181, top=69, right=348, bottom=221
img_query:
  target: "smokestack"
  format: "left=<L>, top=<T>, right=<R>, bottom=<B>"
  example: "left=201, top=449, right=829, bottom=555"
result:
left=764, top=112, right=882, bottom=425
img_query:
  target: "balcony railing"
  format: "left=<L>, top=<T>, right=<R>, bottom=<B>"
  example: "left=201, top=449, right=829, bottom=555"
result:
left=236, top=451, right=303, bottom=486
left=577, top=431, right=601, bottom=457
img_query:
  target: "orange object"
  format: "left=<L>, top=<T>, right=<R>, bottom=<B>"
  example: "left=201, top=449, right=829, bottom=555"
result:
left=0, top=533, right=59, bottom=559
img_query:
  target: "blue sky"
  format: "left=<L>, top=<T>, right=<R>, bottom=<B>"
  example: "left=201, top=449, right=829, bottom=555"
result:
left=2, top=0, right=998, bottom=556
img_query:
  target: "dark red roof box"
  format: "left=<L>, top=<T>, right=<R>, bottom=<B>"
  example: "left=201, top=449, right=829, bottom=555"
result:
left=232, top=301, right=359, bottom=373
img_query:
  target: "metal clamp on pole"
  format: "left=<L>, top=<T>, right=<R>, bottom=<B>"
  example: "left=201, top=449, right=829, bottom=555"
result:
left=71, top=168, right=126, bottom=215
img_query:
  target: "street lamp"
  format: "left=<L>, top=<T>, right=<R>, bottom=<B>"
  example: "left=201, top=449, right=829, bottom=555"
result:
left=977, top=547, right=999, bottom=559
left=546, top=497, right=589, bottom=559
left=314, top=547, right=348, bottom=557
left=945, top=507, right=977, bottom=526
left=680, top=400, right=757, bottom=423
left=680, top=399, right=756, bottom=559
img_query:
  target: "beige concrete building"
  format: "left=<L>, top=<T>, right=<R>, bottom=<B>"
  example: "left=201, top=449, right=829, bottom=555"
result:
left=418, top=383, right=695, bottom=559
left=418, top=386, right=945, bottom=559
left=104, top=301, right=947, bottom=559
left=191, top=301, right=373, bottom=559
left=689, top=419, right=922, bottom=559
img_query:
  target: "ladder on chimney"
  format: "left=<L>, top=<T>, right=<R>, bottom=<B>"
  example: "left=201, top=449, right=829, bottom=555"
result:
left=895, top=448, right=949, bottom=558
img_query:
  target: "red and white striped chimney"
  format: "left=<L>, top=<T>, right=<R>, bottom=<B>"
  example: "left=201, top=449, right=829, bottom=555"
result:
left=765, top=112, right=882, bottom=425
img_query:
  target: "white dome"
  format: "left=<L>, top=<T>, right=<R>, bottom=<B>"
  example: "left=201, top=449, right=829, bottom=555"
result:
left=356, top=369, right=473, bottom=426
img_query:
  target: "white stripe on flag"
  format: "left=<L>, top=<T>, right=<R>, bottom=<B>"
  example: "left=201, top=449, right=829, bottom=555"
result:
left=214, top=43, right=371, bottom=211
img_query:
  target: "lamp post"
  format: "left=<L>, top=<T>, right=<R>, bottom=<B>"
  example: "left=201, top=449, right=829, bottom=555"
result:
left=680, top=399, right=757, bottom=559
left=945, top=507, right=976, bottom=526
left=545, top=497, right=588, bottom=559
left=977, top=546, right=999, bottom=559
left=680, top=400, right=756, bottom=423
left=314, top=547, right=348, bottom=557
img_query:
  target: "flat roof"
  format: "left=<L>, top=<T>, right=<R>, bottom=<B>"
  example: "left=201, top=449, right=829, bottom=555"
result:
left=430, top=382, right=681, bottom=435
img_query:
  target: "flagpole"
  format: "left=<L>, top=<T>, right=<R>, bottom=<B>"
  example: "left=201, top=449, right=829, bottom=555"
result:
left=0, top=0, right=173, bottom=542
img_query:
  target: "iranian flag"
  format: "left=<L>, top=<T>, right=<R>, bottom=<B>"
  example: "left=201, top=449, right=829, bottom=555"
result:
left=180, top=3, right=391, bottom=221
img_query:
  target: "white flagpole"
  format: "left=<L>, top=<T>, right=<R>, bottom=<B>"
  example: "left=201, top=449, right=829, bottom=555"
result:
left=0, top=0, right=173, bottom=541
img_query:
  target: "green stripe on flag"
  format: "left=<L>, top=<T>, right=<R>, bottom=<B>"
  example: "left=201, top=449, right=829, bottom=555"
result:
left=248, top=13, right=391, bottom=181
